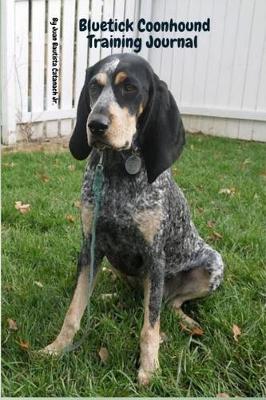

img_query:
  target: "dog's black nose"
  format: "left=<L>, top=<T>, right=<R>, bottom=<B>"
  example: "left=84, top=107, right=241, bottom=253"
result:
left=88, top=117, right=109, bottom=135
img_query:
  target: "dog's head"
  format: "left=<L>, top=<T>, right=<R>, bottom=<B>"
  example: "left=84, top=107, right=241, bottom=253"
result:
left=70, top=53, right=185, bottom=183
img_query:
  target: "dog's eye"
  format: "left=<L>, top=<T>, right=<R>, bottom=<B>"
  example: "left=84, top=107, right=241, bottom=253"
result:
left=89, top=81, right=102, bottom=96
left=122, top=83, right=137, bottom=95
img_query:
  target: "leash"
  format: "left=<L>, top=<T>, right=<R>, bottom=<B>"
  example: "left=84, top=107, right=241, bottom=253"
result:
left=62, top=152, right=104, bottom=354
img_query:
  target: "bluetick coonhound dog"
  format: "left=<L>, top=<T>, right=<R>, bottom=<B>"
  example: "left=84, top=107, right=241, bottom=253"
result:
left=42, top=53, right=224, bottom=385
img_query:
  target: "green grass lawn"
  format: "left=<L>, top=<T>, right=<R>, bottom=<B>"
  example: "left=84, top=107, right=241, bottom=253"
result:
left=2, top=134, right=266, bottom=397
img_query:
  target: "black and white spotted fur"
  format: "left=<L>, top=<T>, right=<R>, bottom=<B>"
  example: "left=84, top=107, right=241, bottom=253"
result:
left=43, top=53, right=224, bottom=384
left=81, top=148, right=224, bottom=324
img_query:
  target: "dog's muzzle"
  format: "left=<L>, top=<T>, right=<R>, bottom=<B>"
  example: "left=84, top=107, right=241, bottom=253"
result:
left=88, top=115, right=109, bottom=136
left=88, top=115, right=112, bottom=149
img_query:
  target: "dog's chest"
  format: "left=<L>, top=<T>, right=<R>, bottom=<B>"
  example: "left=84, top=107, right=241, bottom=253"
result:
left=81, top=166, right=167, bottom=274
left=90, top=175, right=161, bottom=274
left=96, top=195, right=146, bottom=275
left=98, top=185, right=143, bottom=244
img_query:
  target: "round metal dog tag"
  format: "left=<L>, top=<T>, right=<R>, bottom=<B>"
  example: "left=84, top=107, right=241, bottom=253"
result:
left=125, top=154, right=142, bottom=175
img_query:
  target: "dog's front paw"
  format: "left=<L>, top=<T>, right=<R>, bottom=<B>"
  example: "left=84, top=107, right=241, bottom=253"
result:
left=38, top=341, right=65, bottom=356
left=138, top=360, right=159, bottom=386
left=138, top=367, right=153, bottom=386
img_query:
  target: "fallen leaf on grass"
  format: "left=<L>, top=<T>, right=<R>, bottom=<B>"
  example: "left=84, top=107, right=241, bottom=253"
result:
left=66, top=214, right=75, bottom=223
left=232, top=324, right=241, bottom=342
left=98, top=347, right=109, bottom=364
left=73, top=200, right=81, bottom=209
left=219, top=187, right=236, bottom=196
left=7, top=318, right=18, bottom=331
left=15, top=201, right=30, bottom=214
left=68, top=164, right=76, bottom=171
left=207, top=220, right=216, bottom=228
left=216, top=393, right=230, bottom=398
left=196, top=207, right=204, bottom=214
left=39, top=174, right=49, bottom=182
left=209, top=231, right=223, bottom=241
left=34, top=281, right=44, bottom=288
left=19, top=340, right=30, bottom=351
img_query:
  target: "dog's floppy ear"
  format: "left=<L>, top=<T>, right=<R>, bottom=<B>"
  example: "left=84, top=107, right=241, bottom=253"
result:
left=139, top=73, right=185, bottom=183
left=69, top=68, right=93, bottom=160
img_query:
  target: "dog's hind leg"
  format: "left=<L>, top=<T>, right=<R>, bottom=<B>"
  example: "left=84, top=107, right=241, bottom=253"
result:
left=41, top=242, right=103, bottom=355
left=166, top=268, right=210, bottom=328
left=164, top=249, right=224, bottom=329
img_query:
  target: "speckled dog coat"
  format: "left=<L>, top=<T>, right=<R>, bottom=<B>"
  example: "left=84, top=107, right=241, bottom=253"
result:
left=42, top=53, right=224, bottom=385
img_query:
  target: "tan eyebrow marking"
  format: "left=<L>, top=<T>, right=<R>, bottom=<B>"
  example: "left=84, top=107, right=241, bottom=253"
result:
left=138, top=103, right=144, bottom=116
left=114, top=71, right=128, bottom=85
left=95, top=72, right=107, bottom=86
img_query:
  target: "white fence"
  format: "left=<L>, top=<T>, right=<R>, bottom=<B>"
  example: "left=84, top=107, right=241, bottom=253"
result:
left=1, top=0, right=266, bottom=144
